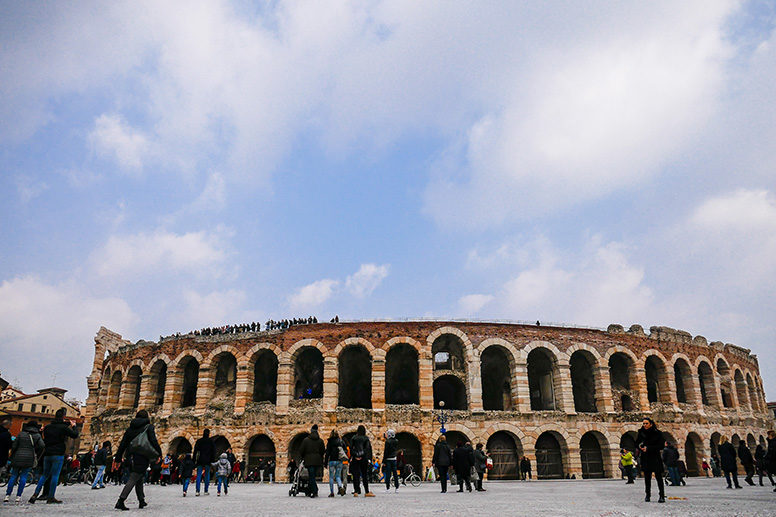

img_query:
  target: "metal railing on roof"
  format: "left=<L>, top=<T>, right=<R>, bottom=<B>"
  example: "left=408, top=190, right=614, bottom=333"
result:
left=334, top=317, right=606, bottom=331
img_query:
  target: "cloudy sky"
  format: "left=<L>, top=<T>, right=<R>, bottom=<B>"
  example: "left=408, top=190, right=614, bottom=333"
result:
left=1, top=1, right=775, bottom=402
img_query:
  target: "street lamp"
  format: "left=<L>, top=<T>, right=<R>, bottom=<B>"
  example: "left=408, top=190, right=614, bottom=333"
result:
left=433, top=400, right=451, bottom=434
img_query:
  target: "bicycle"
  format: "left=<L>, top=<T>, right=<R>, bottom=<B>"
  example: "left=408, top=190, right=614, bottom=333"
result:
left=402, top=465, right=422, bottom=487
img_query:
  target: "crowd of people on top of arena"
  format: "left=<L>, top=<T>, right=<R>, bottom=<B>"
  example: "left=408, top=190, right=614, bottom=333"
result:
left=158, top=316, right=321, bottom=340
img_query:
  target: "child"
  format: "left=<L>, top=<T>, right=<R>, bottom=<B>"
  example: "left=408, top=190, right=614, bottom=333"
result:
left=179, top=454, right=195, bottom=497
left=213, top=453, right=232, bottom=496
left=160, top=454, right=173, bottom=486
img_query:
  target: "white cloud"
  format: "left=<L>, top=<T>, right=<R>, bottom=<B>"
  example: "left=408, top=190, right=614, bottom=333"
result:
left=0, top=276, right=136, bottom=400
left=345, top=263, right=390, bottom=298
left=175, top=288, right=248, bottom=330
left=90, top=228, right=229, bottom=278
left=690, top=189, right=776, bottom=228
left=458, top=294, right=494, bottom=315
left=89, top=114, right=149, bottom=171
left=289, top=279, right=339, bottom=310
left=14, top=174, right=48, bottom=203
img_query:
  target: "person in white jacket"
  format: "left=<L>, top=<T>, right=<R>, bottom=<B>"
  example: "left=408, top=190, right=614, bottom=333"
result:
left=212, top=453, right=232, bottom=496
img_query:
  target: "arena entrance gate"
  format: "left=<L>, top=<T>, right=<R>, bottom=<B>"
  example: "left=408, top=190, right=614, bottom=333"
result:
left=579, top=432, right=605, bottom=479
left=535, top=432, right=564, bottom=479
left=396, top=432, right=422, bottom=478
left=486, top=431, right=521, bottom=480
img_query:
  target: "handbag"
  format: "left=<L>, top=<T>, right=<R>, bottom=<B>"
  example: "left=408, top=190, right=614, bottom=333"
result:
left=30, top=435, right=38, bottom=469
left=469, top=465, right=478, bottom=482
left=338, top=444, right=348, bottom=462
left=128, top=425, right=158, bottom=460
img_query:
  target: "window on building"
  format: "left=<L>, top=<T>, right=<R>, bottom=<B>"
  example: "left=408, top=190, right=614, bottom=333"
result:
left=41, top=405, right=47, bottom=413
left=30, top=404, right=36, bottom=412
left=18, top=403, right=23, bottom=411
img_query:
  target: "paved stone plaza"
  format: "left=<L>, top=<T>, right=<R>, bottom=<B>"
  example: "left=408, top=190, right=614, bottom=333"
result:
left=2, top=478, right=774, bottom=516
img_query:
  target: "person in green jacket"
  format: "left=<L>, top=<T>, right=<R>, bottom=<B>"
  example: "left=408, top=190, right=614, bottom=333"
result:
left=620, top=449, right=635, bottom=484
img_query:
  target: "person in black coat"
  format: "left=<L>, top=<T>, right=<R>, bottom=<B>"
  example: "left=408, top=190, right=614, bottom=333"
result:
left=718, top=436, right=741, bottom=489
left=193, top=429, right=215, bottom=495
left=298, top=424, right=325, bottom=497
left=431, top=434, right=452, bottom=493
left=0, top=416, right=12, bottom=470
left=29, top=408, right=79, bottom=504
left=349, top=425, right=374, bottom=496
left=91, top=441, right=111, bottom=489
left=754, top=444, right=775, bottom=486
left=114, top=410, right=162, bottom=510
left=766, top=431, right=776, bottom=492
left=737, top=441, right=755, bottom=486
left=453, top=441, right=473, bottom=492
left=636, top=418, right=665, bottom=503
left=179, top=453, right=195, bottom=496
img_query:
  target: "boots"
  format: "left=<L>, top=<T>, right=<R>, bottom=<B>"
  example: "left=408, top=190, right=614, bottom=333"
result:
left=115, top=498, right=129, bottom=511
left=139, top=500, right=147, bottom=509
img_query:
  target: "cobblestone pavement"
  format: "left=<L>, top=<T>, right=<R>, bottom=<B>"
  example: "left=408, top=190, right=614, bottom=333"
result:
left=2, top=478, right=774, bottom=516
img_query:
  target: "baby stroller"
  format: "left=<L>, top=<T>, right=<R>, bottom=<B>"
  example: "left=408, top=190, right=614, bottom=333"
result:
left=288, top=460, right=310, bottom=496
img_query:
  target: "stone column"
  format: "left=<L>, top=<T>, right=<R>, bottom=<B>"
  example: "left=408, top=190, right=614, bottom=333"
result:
left=372, top=358, right=386, bottom=411
left=234, top=364, right=251, bottom=416
left=275, top=360, right=292, bottom=415
left=556, top=363, right=576, bottom=414
left=634, top=367, right=650, bottom=412
left=118, top=379, right=133, bottom=410
left=161, top=368, right=180, bottom=412
left=606, top=444, right=621, bottom=479
left=419, top=353, right=434, bottom=410
left=567, top=444, right=582, bottom=479
left=595, top=366, right=615, bottom=413
left=138, top=373, right=155, bottom=410
left=514, top=360, right=531, bottom=413
left=468, top=352, right=483, bottom=412
left=196, top=367, right=214, bottom=412
left=686, top=370, right=703, bottom=412
left=323, top=357, right=338, bottom=411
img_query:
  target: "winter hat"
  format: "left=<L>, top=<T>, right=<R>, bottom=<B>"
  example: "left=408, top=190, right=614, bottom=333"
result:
left=221, top=453, right=228, bottom=459
left=386, top=429, right=396, bottom=439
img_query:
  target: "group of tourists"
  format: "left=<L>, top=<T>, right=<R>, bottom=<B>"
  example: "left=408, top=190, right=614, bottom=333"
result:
left=430, top=433, right=489, bottom=493
left=162, top=316, right=321, bottom=339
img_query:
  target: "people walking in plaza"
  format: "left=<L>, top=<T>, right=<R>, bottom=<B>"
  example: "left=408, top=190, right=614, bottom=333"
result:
left=710, top=454, right=721, bottom=477
left=29, top=408, right=80, bottom=504
left=767, top=430, right=776, bottom=492
left=0, top=416, right=12, bottom=474
left=453, top=441, right=473, bottom=492
left=432, top=434, right=452, bottom=493
left=636, top=418, right=665, bottom=503
left=298, top=424, right=325, bottom=497
left=179, top=453, right=195, bottom=496
left=324, top=429, right=346, bottom=497
left=91, top=441, right=111, bottom=489
left=194, top=429, right=215, bottom=496
left=754, top=444, right=774, bottom=486
left=350, top=424, right=375, bottom=497
left=662, top=441, right=680, bottom=486
left=520, top=455, right=532, bottom=480
left=737, top=441, right=755, bottom=486
left=383, top=429, right=400, bottom=493
left=717, top=436, right=741, bottom=489
left=4, top=420, right=43, bottom=503
left=473, top=443, right=487, bottom=491
left=113, top=409, right=162, bottom=510
left=620, top=448, right=635, bottom=484
left=213, top=452, right=231, bottom=496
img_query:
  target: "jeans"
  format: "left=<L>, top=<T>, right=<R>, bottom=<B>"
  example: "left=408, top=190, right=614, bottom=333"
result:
left=307, top=466, right=318, bottom=496
left=182, top=477, right=191, bottom=493
left=384, top=459, right=399, bottom=489
left=92, top=465, right=106, bottom=488
left=216, top=475, right=228, bottom=494
left=667, top=466, right=681, bottom=486
left=6, top=467, right=31, bottom=497
left=328, top=461, right=343, bottom=494
left=35, top=455, right=65, bottom=499
left=196, top=465, right=210, bottom=493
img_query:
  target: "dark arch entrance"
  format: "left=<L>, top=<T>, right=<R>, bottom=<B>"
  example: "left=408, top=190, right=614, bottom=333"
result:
left=644, top=356, right=666, bottom=403
left=396, top=432, right=422, bottom=476
left=247, top=435, right=276, bottom=470
left=486, top=431, right=521, bottom=480
left=527, top=348, right=556, bottom=410
left=253, top=350, right=278, bottom=403
left=150, top=361, right=167, bottom=408
left=710, top=432, right=721, bottom=457
left=338, top=345, right=372, bottom=408
left=685, top=433, right=702, bottom=476
left=433, top=375, right=467, bottom=410
left=294, top=348, right=323, bottom=399
left=181, top=357, right=199, bottom=407
left=444, top=431, right=470, bottom=449
left=431, top=334, right=466, bottom=373
left=480, top=346, right=513, bottom=411
left=169, top=437, right=192, bottom=456
left=570, top=351, right=597, bottom=413
left=385, top=344, right=419, bottom=405
left=126, top=365, right=142, bottom=409
left=212, top=436, right=231, bottom=458
left=288, top=432, right=322, bottom=480
left=579, top=432, right=605, bottom=479
left=698, top=362, right=715, bottom=406
left=620, top=432, right=638, bottom=454
left=535, top=432, right=564, bottom=479
left=673, top=360, right=692, bottom=404
left=214, top=353, right=237, bottom=398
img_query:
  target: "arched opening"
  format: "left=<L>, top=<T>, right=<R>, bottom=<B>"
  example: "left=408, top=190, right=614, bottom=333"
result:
left=124, top=366, right=142, bottom=409
left=149, top=361, right=167, bottom=408
left=108, top=371, right=122, bottom=408
left=579, top=432, right=606, bottom=479
left=486, top=431, right=522, bottom=480
left=252, top=350, right=278, bottom=403
left=644, top=355, right=668, bottom=404
left=609, top=352, right=638, bottom=411
left=444, top=431, right=470, bottom=449
left=698, top=362, right=715, bottom=407
left=731, top=433, right=741, bottom=448
left=213, top=353, right=237, bottom=399
left=212, top=436, right=231, bottom=458
left=673, top=359, right=693, bottom=405
left=620, top=432, right=638, bottom=454
left=734, top=370, right=749, bottom=410
left=247, top=435, right=276, bottom=471
left=338, top=345, right=372, bottom=409
left=180, top=357, right=199, bottom=408
left=746, top=434, right=757, bottom=453
left=385, top=343, right=419, bottom=405
left=169, top=437, right=192, bottom=456
left=535, top=432, right=565, bottom=479
left=527, top=348, right=557, bottom=410
left=662, top=431, right=678, bottom=449
left=717, top=359, right=734, bottom=408
left=746, top=374, right=759, bottom=412
left=396, top=432, right=422, bottom=476
left=288, top=432, right=322, bottom=480
left=480, top=346, right=513, bottom=411
left=570, top=351, right=598, bottom=413
left=684, top=433, right=703, bottom=476
left=433, top=375, right=467, bottom=410
left=431, top=333, right=466, bottom=373
left=293, top=348, right=323, bottom=399
left=710, top=432, right=721, bottom=457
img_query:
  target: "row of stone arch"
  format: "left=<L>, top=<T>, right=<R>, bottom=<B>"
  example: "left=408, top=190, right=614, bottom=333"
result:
left=97, top=328, right=767, bottom=415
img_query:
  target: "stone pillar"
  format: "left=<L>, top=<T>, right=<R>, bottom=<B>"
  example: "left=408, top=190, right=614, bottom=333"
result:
left=234, top=364, right=251, bottom=415
left=567, top=444, right=582, bottom=479
left=162, top=368, right=180, bottom=412
left=662, top=365, right=678, bottom=409
left=596, top=366, right=615, bottom=413
left=556, top=363, right=576, bottom=414
left=372, top=358, right=386, bottom=411
left=634, top=367, right=650, bottom=412
left=514, top=360, right=531, bottom=413
left=419, top=353, right=434, bottom=410
left=138, top=373, right=155, bottom=410
left=468, top=352, right=483, bottom=412
left=196, top=367, right=214, bottom=412
left=118, top=379, right=133, bottom=410
left=323, top=356, right=337, bottom=411
left=606, top=444, right=621, bottom=479
left=276, top=360, right=292, bottom=415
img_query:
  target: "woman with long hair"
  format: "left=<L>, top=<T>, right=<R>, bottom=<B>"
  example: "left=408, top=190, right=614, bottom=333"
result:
left=636, top=418, right=665, bottom=503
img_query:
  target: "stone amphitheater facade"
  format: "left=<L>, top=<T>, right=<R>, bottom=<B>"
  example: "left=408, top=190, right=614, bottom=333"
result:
left=82, top=321, right=772, bottom=481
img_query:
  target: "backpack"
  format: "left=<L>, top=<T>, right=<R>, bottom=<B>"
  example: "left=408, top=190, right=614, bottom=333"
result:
left=128, top=425, right=158, bottom=460
left=351, top=437, right=366, bottom=459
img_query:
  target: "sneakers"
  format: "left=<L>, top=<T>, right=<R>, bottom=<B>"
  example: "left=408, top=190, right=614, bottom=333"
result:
left=328, top=493, right=335, bottom=498
left=338, top=486, right=346, bottom=496
left=15, top=497, right=21, bottom=503
left=3, top=495, right=9, bottom=503
left=217, top=493, right=221, bottom=497
left=195, top=492, right=200, bottom=496
left=183, top=492, right=187, bottom=497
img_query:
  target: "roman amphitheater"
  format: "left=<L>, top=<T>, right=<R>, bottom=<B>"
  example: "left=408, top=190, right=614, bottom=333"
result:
left=82, top=321, right=772, bottom=481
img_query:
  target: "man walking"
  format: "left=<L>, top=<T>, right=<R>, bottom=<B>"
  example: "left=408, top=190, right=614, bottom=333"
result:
left=432, top=434, right=452, bottom=493
left=382, top=429, right=400, bottom=493
left=114, top=409, right=162, bottom=510
left=91, top=441, right=111, bottom=489
left=193, top=429, right=215, bottom=496
left=662, top=441, right=680, bottom=486
left=29, top=408, right=79, bottom=504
